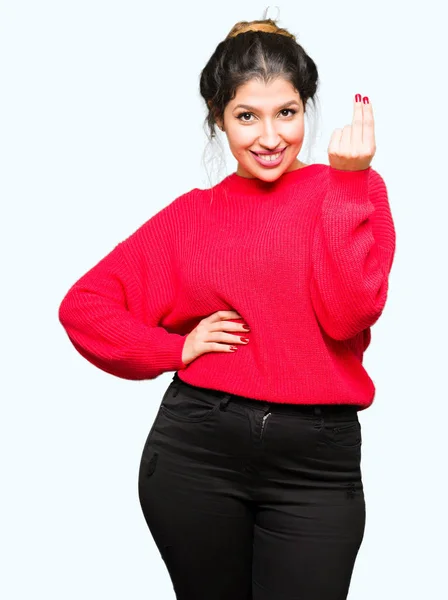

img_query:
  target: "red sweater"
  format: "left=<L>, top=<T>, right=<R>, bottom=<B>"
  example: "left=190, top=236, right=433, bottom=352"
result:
left=58, top=164, right=396, bottom=409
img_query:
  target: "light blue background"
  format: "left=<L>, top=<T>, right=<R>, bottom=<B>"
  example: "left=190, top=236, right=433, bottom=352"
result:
left=1, top=1, right=447, bottom=598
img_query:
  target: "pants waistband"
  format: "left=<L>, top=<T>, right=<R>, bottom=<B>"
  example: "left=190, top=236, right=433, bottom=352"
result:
left=171, top=372, right=359, bottom=417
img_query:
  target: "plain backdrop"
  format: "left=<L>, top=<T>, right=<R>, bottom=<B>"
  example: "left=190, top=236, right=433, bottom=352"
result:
left=1, top=0, right=447, bottom=598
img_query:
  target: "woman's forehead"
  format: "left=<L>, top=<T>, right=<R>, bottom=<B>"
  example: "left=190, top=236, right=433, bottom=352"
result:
left=229, top=79, right=302, bottom=109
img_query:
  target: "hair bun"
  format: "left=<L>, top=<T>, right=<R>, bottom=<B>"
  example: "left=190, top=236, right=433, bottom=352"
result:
left=225, top=18, right=296, bottom=41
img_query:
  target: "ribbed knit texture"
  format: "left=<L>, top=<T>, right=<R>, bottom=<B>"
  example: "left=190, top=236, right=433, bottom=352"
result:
left=58, top=163, right=396, bottom=409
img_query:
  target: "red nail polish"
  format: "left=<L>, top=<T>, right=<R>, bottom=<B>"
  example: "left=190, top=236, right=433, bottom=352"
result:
left=230, top=346, right=238, bottom=352
left=240, top=337, right=250, bottom=343
left=363, top=96, right=369, bottom=104
left=242, top=324, right=250, bottom=330
left=355, top=94, right=362, bottom=102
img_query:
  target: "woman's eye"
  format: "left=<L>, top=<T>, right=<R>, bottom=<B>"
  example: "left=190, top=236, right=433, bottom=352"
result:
left=238, top=112, right=253, bottom=122
left=236, top=109, right=297, bottom=122
left=281, top=109, right=296, bottom=117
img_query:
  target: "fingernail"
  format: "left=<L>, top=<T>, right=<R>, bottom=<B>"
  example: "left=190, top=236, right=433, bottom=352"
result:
left=363, top=96, right=369, bottom=104
left=242, top=324, right=250, bottom=331
left=230, top=346, right=238, bottom=352
left=355, top=93, right=362, bottom=102
left=240, top=337, right=250, bottom=343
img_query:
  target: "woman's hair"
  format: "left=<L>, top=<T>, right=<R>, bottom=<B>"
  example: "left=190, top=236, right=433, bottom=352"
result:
left=199, top=18, right=321, bottom=186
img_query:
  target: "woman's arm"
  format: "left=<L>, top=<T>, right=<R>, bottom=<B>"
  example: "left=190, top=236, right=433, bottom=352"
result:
left=58, top=199, right=187, bottom=380
left=310, top=166, right=396, bottom=341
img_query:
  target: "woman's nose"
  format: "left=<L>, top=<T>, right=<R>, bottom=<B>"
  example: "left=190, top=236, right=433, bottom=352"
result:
left=258, top=123, right=282, bottom=148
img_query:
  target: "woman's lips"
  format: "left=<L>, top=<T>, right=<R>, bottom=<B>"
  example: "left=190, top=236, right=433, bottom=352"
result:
left=250, top=147, right=286, bottom=168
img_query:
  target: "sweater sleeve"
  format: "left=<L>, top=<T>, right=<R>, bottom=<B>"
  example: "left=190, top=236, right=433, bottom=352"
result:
left=58, top=199, right=188, bottom=380
left=310, top=166, right=396, bottom=341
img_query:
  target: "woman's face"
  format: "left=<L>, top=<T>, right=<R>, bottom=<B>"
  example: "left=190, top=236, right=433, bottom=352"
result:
left=219, top=77, right=306, bottom=181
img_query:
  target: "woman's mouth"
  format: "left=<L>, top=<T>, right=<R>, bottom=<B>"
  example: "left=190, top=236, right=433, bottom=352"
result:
left=250, top=147, right=287, bottom=168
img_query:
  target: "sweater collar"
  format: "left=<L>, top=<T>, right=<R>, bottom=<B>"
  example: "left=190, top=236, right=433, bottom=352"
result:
left=221, top=163, right=324, bottom=195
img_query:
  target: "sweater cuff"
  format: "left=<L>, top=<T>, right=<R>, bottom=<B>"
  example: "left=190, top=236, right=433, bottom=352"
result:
left=327, top=166, right=371, bottom=202
left=163, top=333, right=188, bottom=371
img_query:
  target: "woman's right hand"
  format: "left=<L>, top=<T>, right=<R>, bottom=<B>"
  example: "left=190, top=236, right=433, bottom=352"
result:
left=181, top=310, right=250, bottom=367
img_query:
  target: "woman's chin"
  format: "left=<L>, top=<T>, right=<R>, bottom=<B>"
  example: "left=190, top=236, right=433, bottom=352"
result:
left=237, top=158, right=301, bottom=182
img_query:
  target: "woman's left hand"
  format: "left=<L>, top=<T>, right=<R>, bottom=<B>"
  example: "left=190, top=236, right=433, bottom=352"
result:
left=328, top=95, right=376, bottom=172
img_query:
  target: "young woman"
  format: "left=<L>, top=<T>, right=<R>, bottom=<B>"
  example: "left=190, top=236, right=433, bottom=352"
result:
left=59, top=17, right=396, bottom=600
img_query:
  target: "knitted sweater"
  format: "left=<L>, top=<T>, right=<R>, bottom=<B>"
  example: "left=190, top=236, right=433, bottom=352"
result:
left=58, top=163, right=396, bottom=409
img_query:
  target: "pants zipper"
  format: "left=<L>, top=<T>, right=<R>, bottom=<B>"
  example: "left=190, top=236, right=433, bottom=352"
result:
left=260, top=411, right=271, bottom=440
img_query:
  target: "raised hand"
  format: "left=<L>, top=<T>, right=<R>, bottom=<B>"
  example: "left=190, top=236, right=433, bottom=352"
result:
left=328, top=94, right=376, bottom=172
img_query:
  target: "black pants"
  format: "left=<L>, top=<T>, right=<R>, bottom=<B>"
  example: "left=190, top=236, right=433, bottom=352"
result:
left=138, top=373, right=366, bottom=600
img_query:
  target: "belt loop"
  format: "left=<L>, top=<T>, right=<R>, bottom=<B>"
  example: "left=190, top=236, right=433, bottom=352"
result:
left=219, top=394, right=232, bottom=411
left=313, top=405, right=324, bottom=430
left=171, top=373, right=180, bottom=395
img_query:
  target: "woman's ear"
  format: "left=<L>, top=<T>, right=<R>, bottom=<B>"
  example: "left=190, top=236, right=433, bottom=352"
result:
left=208, top=101, right=225, bottom=132
left=216, top=114, right=225, bottom=133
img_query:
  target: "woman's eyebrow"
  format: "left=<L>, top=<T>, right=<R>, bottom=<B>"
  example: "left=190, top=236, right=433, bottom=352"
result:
left=232, top=100, right=300, bottom=111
